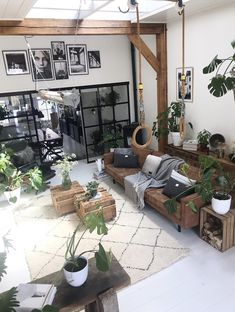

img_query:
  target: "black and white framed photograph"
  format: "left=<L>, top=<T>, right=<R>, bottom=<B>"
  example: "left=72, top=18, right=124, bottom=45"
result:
left=67, top=44, right=88, bottom=75
left=88, top=50, right=101, bottom=68
left=29, top=48, right=54, bottom=81
left=2, top=50, right=30, bottom=75
left=54, top=61, right=68, bottom=80
left=176, top=67, right=193, bottom=102
left=51, top=41, right=66, bottom=60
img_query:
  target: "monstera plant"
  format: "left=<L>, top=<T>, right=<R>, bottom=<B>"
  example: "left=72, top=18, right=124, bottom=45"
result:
left=203, top=40, right=235, bottom=97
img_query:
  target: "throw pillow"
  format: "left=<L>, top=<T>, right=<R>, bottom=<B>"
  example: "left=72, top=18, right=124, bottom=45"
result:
left=162, top=177, right=194, bottom=200
left=171, top=169, right=196, bottom=186
left=114, top=148, right=134, bottom=156
left=141, top=155, right=162, bottom=177
left=113, top=153, right=139, bottom=168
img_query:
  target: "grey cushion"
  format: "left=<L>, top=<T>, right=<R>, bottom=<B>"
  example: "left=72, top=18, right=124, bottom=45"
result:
left=142, top=155, right=162, bottom=177
left=114, top=148, right=134, bottom=156
left=162, top=177, right=194, bottom=200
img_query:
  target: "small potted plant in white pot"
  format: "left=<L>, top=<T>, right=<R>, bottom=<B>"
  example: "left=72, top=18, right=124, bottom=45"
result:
left=0, top=151, right=43, bottom=204
left=63, top=209, right=112, bottom=287
left=86, top=180, right=100, bottom=199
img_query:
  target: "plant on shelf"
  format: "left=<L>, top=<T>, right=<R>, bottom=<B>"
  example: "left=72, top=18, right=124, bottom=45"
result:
left=164, top=155, right=235, bottom=215
left=197, top=129, right=211, bottom=152
left=0, top=151, right=43, bottom=204
left=203, top=40, right=235, bottom=97
left=101, top=90, right=120, bottom=105
left=152, top=101, right=188, bottom=146
left=63, top=210, right=112, bottom=287
left=55, top=153, right=77, bottom=190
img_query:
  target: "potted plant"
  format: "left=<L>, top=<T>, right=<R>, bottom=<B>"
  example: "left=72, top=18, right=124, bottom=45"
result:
left=63, top=210, right=112, bottom=287
left=98, top=124, right=123, bottom=152
left=164, top=155, right=235, bottom=215
left=86, top=180, right=99, bottom=198
left=203, top=40, right=235, bottom=97
left=55, top=153, right=77, bottom=190
left=0, top=151, right=43, bottom=204
left=152, top=101, right=184, bottom=146
left=197, top=129, right=211, bottom=152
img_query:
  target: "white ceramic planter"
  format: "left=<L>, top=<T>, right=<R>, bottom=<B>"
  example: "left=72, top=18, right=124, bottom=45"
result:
left=171, top=132, right=183, bottom=147
left=63, top=257, right=88, bottom=287
left=4, top=187, right=21, bottom=205
left=212, top=194, right=231, bottom=215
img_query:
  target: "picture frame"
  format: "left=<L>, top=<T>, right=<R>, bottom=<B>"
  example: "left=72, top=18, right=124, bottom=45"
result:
left=54, top=61, right=69, bottom=80
left=66, top=44, right=89, bottom=75
left=29, top=48, right=54, bottom=81
left=176, top=67, right=193, bottom=102
left=51, top=41, right=66, bottom=60
left=88, top=51, right=101, bottom=68
left=2, top=50, right=30, bottom=75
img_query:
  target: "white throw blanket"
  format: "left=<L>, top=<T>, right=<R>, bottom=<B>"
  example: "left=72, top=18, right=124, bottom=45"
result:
left=124, top=154, right=185, bottom=210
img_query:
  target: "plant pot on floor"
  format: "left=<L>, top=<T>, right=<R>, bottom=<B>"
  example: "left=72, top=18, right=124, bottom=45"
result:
left=171, top=132, right=183, bottom=147
left=4, top=187, right=21, bottom=205
left=212, top=192, right=231, bottom=215
left=63, top=256, right=88, bottom=287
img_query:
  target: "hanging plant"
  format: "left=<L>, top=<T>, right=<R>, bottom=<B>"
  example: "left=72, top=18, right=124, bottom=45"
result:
left=203, top=40, right=235, bottom=97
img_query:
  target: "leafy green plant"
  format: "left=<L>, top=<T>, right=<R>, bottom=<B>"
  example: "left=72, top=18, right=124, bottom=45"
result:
left=98, top=124, right=123, bottom=149
left=65, top=210, right=112, bottom=272
left=164, top=155, right=235, bottom=214
left=203, top=40, right=235, bottom=97
left=197, top=129, right=211, bottom=146
left=86, top=180, right=99, bottom=198
left=152, top=101, right=183, bottom=139
left=101, top=90, right=120, bottom=105
left=0, top=151, right=43, bottom=202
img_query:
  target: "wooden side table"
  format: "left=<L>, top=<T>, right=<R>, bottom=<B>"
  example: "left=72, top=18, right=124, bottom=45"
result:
left=34, top=255, right=130, bottom=312
left=75, top=187, right=116, bottom=222
left=200, top=206, right=235, bottom=252
left=50, top=181, right=85, bottom=216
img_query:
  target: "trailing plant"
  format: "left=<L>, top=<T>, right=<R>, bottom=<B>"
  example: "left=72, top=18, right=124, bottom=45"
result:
left=203, top=40, right=235, bottom=97
left=164, top=156, right=235, bottom=214
left=65, top=210, right=112, bottom=272
left=152, top=101, right=183, bottom=139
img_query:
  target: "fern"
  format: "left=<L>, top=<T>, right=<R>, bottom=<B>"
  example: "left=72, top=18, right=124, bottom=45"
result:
left=0, top=287, right=19, bottom=312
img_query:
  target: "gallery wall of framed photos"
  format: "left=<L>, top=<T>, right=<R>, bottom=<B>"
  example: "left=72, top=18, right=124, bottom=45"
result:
left=2, top=41, right=100, bottom=82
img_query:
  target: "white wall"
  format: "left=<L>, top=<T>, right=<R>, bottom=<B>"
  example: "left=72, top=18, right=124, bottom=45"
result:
left=167, top=4, right=235, bottom=150
left=0, top=35, right=135, bottom=121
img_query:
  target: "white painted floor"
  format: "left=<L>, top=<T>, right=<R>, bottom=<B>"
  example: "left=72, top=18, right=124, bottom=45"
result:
left=1, top=159, right=235, bottom=311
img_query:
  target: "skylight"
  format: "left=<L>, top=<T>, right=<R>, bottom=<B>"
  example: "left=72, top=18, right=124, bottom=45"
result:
left=26, top=0, right=190, bottom=22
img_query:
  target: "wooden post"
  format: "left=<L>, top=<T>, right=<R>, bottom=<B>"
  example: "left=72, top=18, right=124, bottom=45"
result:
left=156, top=25, right=168, bottom=152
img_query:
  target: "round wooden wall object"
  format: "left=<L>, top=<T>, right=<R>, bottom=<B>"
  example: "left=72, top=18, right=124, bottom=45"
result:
left=131, top=125, right=152, bottom=149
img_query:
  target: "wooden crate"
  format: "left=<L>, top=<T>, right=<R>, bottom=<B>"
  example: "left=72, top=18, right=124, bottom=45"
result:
left=50, top=181, right=85, bottom=216
left=200, top=206, right=235, bottom=252
left=75, top=187, right=116, bottom=222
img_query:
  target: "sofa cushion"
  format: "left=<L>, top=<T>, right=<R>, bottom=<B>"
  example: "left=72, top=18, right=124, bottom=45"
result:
left=113, top=153, right=139, bottom=168
left=142, top=155, right=162, bottom=177
left=114, top=148, right=134, bottom=155
left=162, top=177, right=194, bottom=200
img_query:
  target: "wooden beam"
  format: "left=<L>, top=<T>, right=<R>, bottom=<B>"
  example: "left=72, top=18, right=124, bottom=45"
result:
left=156, top=26, right=168, bottom=152
left=128, top=34, right=159, bottom=73
left=0, top=19, right=165, bottom=36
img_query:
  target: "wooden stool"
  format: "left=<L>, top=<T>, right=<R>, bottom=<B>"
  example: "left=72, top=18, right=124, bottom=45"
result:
left=75, top=187, right=116, bottom=222
left=50, top=181, right=85, bottom=216
left=200, top=206, right=235, bottom=252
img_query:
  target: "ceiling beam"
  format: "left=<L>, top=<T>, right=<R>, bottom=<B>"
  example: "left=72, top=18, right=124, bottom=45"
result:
left=128, top=34, right=159, bottom=73
left=0, top=19, right=165, bottom=35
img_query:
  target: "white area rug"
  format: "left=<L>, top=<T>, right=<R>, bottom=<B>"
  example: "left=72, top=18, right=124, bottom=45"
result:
left=13, top=180, right=189, bottom=285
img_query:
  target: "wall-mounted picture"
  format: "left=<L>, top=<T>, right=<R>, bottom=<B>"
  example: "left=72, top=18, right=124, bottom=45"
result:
left=29, top=49, right=54, bottom=81
left=54, top=61, right=68, bottom=80
left=51, top=41, right=66, bottom=60
left=2, top=50, right=30, bottom=75
left=88, top=50, right=101, bottom=68
left=67, top=44, right=88, bottom=75
left=176, top=67, right=193, bottom=102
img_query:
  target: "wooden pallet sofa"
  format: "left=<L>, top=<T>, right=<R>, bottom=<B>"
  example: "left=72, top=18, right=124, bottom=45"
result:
left=103, top=146, right=203, bottom=231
